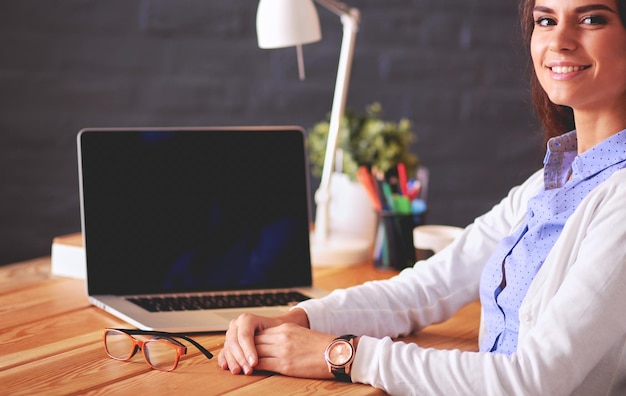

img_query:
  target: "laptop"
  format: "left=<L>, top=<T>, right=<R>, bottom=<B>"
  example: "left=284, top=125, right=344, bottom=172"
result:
left=77, top=126, right=328, bottom=332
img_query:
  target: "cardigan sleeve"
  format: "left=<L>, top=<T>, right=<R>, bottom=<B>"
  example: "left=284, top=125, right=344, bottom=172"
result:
left=297, top=170, right=541, bottom=338
left=299, top=169, right=626, bottom=395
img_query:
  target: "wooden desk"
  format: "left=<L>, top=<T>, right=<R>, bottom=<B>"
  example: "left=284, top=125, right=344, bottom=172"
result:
left=0, top=257, right=479, bottom=395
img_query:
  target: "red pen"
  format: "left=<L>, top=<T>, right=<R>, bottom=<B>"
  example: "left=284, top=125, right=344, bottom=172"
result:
left=397, top=162, right=409, bottom=197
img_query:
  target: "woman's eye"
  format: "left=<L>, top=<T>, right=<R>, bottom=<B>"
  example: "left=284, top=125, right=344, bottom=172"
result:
left=581, top=15, right=607, bottom=25
left=535, top=16, right=556, bottom=27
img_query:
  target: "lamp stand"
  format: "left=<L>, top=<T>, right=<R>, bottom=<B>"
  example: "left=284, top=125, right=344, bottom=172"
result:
left=310, top=2, right=370, bottom=267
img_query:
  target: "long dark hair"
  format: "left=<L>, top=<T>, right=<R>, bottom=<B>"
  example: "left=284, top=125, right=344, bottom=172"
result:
left=519, top=0, right=626, bottom=142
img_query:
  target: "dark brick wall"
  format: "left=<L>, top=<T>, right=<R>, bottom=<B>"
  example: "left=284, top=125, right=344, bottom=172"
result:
left=0, top=0, right=543, bottom=265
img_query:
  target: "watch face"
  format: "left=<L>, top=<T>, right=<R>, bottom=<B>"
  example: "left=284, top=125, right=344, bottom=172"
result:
left=328, top=340, right=353, bottom=365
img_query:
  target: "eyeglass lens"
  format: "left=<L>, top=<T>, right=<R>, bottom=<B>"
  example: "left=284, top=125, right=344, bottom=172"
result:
left=143, top=338, right=179, bottom=371
left=104, top=330, right=179, bottom=371
left=104, top=331, right=135, bottom=360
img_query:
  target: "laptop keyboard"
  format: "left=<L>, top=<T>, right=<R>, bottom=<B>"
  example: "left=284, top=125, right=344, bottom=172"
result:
left=127, top=291, right=310, bottom=312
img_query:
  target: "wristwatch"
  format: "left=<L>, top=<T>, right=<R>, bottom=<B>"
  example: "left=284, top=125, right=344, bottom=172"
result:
left=324, top=334, right=357, bottom=382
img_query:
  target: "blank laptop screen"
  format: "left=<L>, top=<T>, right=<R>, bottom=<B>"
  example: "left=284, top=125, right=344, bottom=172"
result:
left=79, top=128, right=313, bottom=296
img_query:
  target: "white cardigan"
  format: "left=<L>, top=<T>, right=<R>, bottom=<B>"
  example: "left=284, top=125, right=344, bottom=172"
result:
left=298, top=168, right=626, bottom=395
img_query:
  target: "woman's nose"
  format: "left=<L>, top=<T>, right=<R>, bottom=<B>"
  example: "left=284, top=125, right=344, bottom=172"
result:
left=548, top=23, right=578, bottom=52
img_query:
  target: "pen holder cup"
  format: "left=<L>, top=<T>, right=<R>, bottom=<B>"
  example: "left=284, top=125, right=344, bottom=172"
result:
left=374, top=211, right=425, bottom=270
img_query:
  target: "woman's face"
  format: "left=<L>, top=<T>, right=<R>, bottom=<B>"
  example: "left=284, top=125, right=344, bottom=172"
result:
left=531, top=0, right=626, bottom=113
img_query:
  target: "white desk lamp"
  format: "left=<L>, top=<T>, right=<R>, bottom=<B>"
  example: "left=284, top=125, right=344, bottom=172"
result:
left=256, top=0, right=371, bottom=266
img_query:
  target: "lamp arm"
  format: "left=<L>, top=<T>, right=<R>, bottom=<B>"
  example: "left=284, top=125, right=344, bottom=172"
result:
left=313, top=5, right=359, bottom=243
left=315, top=0, right=353, bottom=16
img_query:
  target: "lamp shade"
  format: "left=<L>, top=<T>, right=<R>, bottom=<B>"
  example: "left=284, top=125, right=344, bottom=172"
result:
left=256, top=0, right=322, bottom=49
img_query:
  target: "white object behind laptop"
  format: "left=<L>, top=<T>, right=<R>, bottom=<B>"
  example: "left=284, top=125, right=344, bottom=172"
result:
left=78, top=126, right=328, bottom=332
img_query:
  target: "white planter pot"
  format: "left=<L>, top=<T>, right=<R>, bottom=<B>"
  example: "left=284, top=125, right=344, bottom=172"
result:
left=327, top=172, right=378, bottom=246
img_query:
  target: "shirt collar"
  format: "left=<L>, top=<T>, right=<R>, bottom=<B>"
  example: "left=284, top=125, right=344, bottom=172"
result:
left=543, top=129, right=626, bottom=189
left=543, top=130, right=578, bottom=190
left=573, top=128, right=626, bottom=180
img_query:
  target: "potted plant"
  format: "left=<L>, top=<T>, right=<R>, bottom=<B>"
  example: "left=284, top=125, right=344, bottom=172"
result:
left=307, top=102, right=421, bottom=249
left=307, top=102, right=419, bottom=181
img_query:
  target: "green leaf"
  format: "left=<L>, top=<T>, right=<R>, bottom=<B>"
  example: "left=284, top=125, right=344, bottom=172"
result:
left=307, top=102, right=419, bottom=180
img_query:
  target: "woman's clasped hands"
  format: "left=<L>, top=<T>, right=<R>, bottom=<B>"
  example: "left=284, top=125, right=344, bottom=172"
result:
left=217, top=309, right=336, bottom=379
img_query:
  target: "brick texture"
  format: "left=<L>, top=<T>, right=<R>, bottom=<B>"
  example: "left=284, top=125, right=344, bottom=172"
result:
left=0, top=0, right=543, bottom=265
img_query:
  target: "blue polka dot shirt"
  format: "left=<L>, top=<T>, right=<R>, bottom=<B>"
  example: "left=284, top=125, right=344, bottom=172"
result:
left=479, top=129, right=626, bottom=355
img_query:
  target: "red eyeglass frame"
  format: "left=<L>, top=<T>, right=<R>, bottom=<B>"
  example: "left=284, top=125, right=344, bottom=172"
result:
left=103, top=329, right=192, bottom=372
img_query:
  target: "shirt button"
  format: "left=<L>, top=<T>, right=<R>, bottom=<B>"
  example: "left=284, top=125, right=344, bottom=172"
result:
left=521, top=312, right=531, bottom=322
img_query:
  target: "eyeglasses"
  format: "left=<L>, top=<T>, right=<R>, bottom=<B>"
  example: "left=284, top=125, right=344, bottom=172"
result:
left=102, top=328, right=213, bottom=371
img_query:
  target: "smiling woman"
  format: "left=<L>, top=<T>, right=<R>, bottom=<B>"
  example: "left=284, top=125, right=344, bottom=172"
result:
left=522, top=0, right=626, bottom=143
left=216, top=0, right=626, bottom=394
left=531, top=0, right=626, bottom=152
